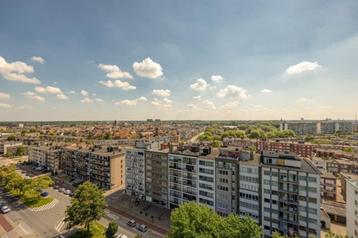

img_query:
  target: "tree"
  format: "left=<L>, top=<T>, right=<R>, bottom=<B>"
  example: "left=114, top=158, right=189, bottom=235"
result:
left=168, top=202, right=261, bottom=238
left=65, top=181, right=106, bottom=232
left=7, top=135, right=16, bottom=141
left=105, top=221, right=118, bottom=238
left=325, top=231, right=348, bottom=238
left=15, top=146, right=26, bottom=156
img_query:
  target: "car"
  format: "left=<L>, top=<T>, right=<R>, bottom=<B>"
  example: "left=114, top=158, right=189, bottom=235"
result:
left=116, top=235, right=128, bottom=238
left=1, top=205, right=11, bottom=214
left=35, top=166, right=44, bottom=171
left=40, top=191, right=49, bottom=197
left=137, top=224, right=148, bottom=233
left=59, top=188, right=66, bottom=193
left=54, top=185, right=59, bottom=190
left=127, top=219, right=136, bottom=227
left=65, top=189, right=72, bottom=195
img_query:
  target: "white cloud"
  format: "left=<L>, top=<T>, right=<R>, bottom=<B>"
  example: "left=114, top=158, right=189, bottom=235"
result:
left=260, top=89, right=272, bottom=93
left=95, top=98, right=104, bottom=102
left=286, top=61, right=320, bottom=75
left=115, top=96, right=147, bottom=106
left=221, top=101, right=239, bottom=109
left=217, top=85, right=249, bottom=99
left=202, top=99, right=216, bottom=110
left=190, top=78, right=209, bottom=91
left=81, top=98, right=93, bottom=103
left=31, top=56, right=45, bottom=64
left=0, top=103, right=11, bottom=108
left=99, top=80, right=136, bottom=91
left=56, top=94, right=69, bottom=100
left=152, top=89, right=171, bottom=97
left=211, top=75, right=223, bottom=83
left=133, top=57, right=163, bottom=79
left=151, top=98, right=172, bottom=108
left=193, top=95, right=201, bottom=100
left=187, top=104, right=198, bottom=110
left=0, top=56, right=40, bottom=84
left=23, top=91, right=45, bottom=102
left=0, top=92, right=10, bottom=100
left=69, top=90, right=76, bottom=94
left=35, top=86, right=68, bottom=100
left=80, top=90, right=89, bottom=96
left=98, top=64, right=133, bottom=79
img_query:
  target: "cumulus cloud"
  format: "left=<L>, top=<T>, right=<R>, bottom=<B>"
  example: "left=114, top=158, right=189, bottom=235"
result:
left=81, top=97, right=93, bottom=103
left=98, top=64, right=133, bottom=79
left=95, top=98, right=104, bottom=102
left=190, top=78, right=209, bottom=91
left=35, top=86, right=68, bottom=100
left=217, top=85, right=249, bottom=99
left=69, top=90, right=76, bottom=94
left=115, top=96, right=147, bottom=106
left=211, top=75, right=223, bottom=83
left=187, top=104, right=198, bottom=110
left=0, top=56, right=40, bottom=84
left=286, top=61, right=320, bottom=75
left=202, top=99, right=216, bottom=110
left=193, top=95, right=201, bottom=100
left=151, top=98, right=172, bottom=108
left=99, top=80, right=136, bottom=91
left=0, top=92, right=10, bottom=100
left=31, top=56, right=45, bottom=64
left=133, top=57, right=163, bottom=79
left=260, top=89, right=272, bottom=93
left=80, top=90, right=89, bottom=96
left=0, top=103, right=11, bottom=108
left=23, top=91, right=45, bottom=102
left=152, top=89, right=171, bottom=97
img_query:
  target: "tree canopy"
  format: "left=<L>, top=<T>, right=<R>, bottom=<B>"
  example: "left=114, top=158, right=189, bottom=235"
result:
left=168, top=202, right=261, bottom=238
left=65, top=181, right=106, bottom=232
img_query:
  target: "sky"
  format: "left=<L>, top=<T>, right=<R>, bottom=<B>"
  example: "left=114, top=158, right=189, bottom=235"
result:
left=0, top=0, right=358, bottom=121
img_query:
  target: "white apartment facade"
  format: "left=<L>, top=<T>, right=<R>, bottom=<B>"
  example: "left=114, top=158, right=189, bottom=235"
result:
left=261, top=151, right=320, bottom=238
left=125, top=148, right=146, bottom=199
left=347, top=179, right=358, bottom=238
left=197, top=157, right=216, bottom=210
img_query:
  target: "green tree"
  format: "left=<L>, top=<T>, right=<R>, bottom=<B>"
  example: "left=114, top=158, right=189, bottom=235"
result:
left=7, top=135, right=16, bottom=141
left=325, top=231, right=348, bottom=238
left=15, top=146, right=26, bottom=156
left=168, top=202, right=261, bottom=238
left=105, top=221, right=118, bottom=238
left=65, top=181, right=106, bottom=232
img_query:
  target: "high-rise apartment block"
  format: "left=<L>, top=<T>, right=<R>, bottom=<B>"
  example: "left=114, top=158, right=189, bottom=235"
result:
left=29, top=146, right=62, bottom=173
left=280, top=120, right=353, bottom=135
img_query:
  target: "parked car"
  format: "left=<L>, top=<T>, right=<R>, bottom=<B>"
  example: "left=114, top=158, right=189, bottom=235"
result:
left=59, top=188, right=66, bottom=193
left=127, top=219, right=136, bottom=227
left=1, top=205, right=11, bottom=214
left=65, top=189, right=72, bottom=196
left=54, top=185, right=59, bottom=190
left=40, top=191, right=49, bottom=197
left=137, top=224, right=148, bottom=233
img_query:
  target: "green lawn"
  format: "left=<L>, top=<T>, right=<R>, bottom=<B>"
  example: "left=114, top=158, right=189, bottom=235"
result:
left=70, top=222, right=106, bottom=238
left=23, top=196, right=54, bottom=208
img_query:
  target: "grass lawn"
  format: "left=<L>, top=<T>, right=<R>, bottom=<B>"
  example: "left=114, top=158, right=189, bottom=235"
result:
left=70, top=222, right=106, bottom=238
left=23, top=196, right=53, bottom=208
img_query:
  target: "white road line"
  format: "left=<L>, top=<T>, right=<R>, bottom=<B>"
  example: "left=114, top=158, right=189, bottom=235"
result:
left=55, top=218, right=66, bottom=232
left=29, top=199, right=59, bottom=212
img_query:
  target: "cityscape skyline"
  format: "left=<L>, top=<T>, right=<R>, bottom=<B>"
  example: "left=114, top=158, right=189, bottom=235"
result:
left=1, top=1, right=358, bottom=121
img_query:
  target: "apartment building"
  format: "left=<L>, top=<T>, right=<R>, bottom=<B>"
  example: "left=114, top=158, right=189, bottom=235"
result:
left=340, top=173, right=358, bottom=201
left=320, top=173, right=336, bottom=200
left=326, top=159, right=358, bottom=175
left=280, top=120, right=353, bottom=135
left=0, top=141, right=23, bottom=155
left=145, top=147, right=169, bottom=208
left=62, top=145, right=124, bottom=190
left=125, top=140, right=156, bottom=199
left=215, top=147, right=240, bottom=216
left=238, top=153, right=261, bottom=223
left=168, top=144, right=215, bottom=209
left=280, top=121, right=319, bottom=135
left=261, top=151, right=320, bottom=238
left=346, top=179, right=358, bottom=238
left=29, top=146, right=62, bottom=173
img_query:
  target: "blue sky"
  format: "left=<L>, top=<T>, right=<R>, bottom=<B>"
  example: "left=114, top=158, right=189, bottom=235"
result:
left=0, top=0, right=358, bottom=121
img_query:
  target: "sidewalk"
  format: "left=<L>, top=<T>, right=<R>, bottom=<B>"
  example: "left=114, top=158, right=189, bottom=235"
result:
left=106, top=191, right=170, bottom=235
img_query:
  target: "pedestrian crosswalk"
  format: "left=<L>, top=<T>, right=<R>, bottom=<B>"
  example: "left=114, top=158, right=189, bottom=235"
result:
left=29, top=199, right=58, bottom=212
left=55, top=218, right=67, bottom=232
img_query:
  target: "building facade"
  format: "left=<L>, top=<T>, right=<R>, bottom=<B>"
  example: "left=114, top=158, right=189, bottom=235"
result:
left=346, top=179, right=358, bottom=238
left=29, top=146, right=62, bottom=173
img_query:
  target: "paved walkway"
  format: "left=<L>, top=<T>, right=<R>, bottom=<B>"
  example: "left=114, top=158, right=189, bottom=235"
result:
left=0, top=214, right=13, bottom=232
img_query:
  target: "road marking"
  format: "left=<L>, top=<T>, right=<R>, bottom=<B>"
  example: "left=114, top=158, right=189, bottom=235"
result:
left=55, top=218, right=66, bottom=232
left=29, top=198, right=59, bottom=212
